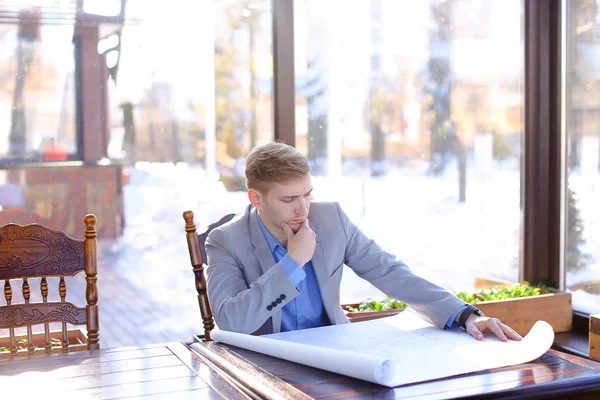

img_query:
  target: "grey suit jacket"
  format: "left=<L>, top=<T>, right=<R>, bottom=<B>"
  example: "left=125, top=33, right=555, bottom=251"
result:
left=205, top=202, right=465, bottom=335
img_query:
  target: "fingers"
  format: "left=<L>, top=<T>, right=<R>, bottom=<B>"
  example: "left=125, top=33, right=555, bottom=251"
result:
left=499, top=322, right=522, bottom=341
left=466, top=324, right=484, bottom=340
left=467, top=317, right=522, bottom=342
left=280, top=222, right=293, bottom=238
left=485, top=319, right=508, bottom=342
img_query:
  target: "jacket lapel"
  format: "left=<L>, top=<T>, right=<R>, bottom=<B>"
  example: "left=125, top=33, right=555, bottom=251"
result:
left=249, top=207, right=277, bottom=275
left=308, top=222, right=336, bottom=323
left=248, top=206, right=282, bottom=332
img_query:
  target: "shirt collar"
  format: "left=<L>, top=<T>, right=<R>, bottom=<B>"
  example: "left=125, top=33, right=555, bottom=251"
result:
left=257, top=213, right=282, bottom=254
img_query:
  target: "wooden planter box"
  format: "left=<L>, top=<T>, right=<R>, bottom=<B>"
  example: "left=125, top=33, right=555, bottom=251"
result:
left=0, top=329, right=88, bottom=359
left=342, top=303, right=404, bottom=323
left=472, top=292, right=572, bottom=336
left=342, top=292, right=572, bottom=336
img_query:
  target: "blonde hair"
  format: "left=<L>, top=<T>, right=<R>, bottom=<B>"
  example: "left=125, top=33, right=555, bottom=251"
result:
left=245, top=142, right=311, bottom=191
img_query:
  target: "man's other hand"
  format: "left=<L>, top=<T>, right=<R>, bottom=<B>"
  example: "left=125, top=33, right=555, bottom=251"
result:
left=282, top=220, right=316, bottom=267
left=465, top=314, right=523, bottom=342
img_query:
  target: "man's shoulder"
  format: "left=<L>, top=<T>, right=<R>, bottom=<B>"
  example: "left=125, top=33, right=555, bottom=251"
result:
left=310, top=201, right=340, bottom=214
left=206, top=205, right=251, bottom=239
left=309, top=201, right=346, bottom=225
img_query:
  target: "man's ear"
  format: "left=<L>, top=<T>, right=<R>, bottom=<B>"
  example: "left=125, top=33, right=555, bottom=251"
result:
left=248, top=188, right=262, bottom=209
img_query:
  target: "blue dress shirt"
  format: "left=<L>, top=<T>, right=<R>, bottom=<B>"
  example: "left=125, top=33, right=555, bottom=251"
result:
left=257, top=215, right=464, bottom=331
left=257, top=216, right=330, bottom=331
left=447, top=305, right=467, bottom=329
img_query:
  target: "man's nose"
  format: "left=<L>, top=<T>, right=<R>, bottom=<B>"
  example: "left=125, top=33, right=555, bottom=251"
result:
left=297, top=197, right=309, bottom=214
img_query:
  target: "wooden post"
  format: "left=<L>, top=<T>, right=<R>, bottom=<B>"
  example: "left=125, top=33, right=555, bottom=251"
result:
left=272, top=0, right=295, bottom=146
left=590, top=314, right=600, bottom=361
left=74, top=25, right=108, bottom=163
left=84, top=214, right=100, bottom=350
left=522, top=0, right=562, bottom=288
left=183, top=211, right=215, bottom=341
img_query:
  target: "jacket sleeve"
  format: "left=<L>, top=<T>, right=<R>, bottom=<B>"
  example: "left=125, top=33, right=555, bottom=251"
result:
left=334, top=202, right=465, bottom=329
left=205, top=228, right=300, bottom=334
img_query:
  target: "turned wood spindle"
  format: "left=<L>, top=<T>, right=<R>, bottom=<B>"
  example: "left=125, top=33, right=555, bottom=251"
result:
left=59, top=276, right=68, bottom=352
left=4, top=280, right=17, bottom=356
left=4, top=279, right=12, bottom=305
left=21, top=279, right=35, bottom=355
left=41, top=277, right=52, bottom=354
left=183, top=210, right=216, bottom=341
left=84, top=214, right=99, bottom=350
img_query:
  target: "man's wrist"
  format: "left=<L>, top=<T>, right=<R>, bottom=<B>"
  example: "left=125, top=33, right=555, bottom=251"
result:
left=286, top=252, right=305, bottom=267
left=458, top=304, right=483, bottom=329
left=279, top=255, right=306, bottom=287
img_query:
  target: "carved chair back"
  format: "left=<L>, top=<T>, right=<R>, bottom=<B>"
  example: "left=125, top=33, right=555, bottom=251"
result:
left=183, top=211, right=235, bottom=341
left=0, top=215, right=99, bottom=357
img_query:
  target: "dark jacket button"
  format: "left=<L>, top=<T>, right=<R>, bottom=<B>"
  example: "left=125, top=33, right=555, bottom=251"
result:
left=271, top=301, right=278, bottom=307
left=280, top=294, right=286, bottom=300
left=267, top=305, right=273, bottom=311
left=276, top=298, right=282, bottom=304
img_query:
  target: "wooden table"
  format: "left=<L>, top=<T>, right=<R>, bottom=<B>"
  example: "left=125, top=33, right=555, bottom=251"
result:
left=190, top=341, right=600, bottom=399
left=3, top=341, right=600, bottom=399
left=0, top=342, right=249, bottom=399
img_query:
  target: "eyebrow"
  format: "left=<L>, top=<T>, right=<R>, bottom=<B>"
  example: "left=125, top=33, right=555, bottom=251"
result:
left=280, top=188, right=313, bottom=200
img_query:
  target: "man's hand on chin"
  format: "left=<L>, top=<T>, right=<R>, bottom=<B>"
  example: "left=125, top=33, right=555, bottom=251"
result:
left=282, top=220, right=316, bottom=267
left=465, top=314, right=523, bottom=341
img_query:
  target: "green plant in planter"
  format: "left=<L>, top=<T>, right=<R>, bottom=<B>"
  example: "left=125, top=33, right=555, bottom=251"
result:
left=344, top=282, right=556, bottom=314
left=344, top=296, right=407, bottom=313
left=453, top=282, right=555, bottom=304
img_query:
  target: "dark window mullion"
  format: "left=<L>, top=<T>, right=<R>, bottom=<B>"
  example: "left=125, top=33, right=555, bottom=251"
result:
left=271, top=0, right=295, bottom=146
left=522, top=0, right=563, bottom=289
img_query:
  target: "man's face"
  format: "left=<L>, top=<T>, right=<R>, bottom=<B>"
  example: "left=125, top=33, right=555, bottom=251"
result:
left=251, top=174, right=313, bottom=236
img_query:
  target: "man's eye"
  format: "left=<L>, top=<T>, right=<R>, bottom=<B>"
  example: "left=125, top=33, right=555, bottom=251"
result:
left=282, top=199, right=293, bottom=203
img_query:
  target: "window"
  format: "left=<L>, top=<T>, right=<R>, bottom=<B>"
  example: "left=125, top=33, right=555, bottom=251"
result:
left=107, top=0, right=273, bottom=184
left=0, top=22, right=77, bottom=163
left=295, top=0, right=524, bottom=302
left=565, top=0, right=600, bottom=315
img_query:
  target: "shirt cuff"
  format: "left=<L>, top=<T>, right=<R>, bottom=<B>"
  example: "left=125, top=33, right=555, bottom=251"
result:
left=279, top=255, right=306, bottom=287
left=445, top=304, right=468, bottom=329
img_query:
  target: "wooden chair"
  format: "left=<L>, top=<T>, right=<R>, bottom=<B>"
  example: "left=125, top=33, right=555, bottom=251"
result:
left=183, top=211, right=235, bottom=341
left=0, top=215, right=99, bottom=357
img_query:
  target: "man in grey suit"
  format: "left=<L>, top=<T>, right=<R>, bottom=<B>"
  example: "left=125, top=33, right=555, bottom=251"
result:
left=206, top=142, right=521, bottom=342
